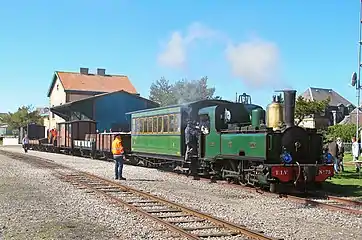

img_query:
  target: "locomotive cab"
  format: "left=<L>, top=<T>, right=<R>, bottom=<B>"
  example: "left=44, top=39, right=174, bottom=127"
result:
left=196, top=102, right=253, bottom=158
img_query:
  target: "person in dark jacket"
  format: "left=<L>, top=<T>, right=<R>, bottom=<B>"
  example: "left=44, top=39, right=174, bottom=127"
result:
left=184, top=120, right=200, bottom=180
left=336, top=137, right=344, bottom=172
left=327, top=137, right=339, bottom=173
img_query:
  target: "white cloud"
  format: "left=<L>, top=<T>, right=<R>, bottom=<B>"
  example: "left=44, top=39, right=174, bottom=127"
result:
left=157, top=32, right=186, bottom=69
left=225, top=38, right=281, bottom=88
left=157, top=22, right=218, bottom=69
left=157, top=24, right=282, bottom=88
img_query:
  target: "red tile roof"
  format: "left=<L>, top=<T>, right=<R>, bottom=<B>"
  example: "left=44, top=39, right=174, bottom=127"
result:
left=47, top=71, right=137, bottom=97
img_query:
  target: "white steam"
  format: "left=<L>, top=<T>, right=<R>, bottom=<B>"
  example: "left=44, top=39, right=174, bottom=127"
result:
left=225, top=38, right=281, bottom=88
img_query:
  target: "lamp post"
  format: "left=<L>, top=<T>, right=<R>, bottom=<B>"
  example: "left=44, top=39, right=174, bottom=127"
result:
left=351, top=1, right=362, bottom=140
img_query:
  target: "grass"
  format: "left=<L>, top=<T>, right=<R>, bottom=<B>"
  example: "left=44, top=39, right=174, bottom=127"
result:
left=322, top=153, right=362, bottom=199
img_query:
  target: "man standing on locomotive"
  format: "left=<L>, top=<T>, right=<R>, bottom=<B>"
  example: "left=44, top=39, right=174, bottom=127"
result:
left=112, top=134, right=126, bottom=180
left=184, top=120, right=200, bottom=180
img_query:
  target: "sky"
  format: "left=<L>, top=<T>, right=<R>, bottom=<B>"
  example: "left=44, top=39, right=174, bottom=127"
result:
left=0, top=0, right=361, bottom=112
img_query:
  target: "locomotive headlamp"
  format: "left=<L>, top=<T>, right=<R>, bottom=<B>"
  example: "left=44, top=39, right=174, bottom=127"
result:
left=324, top=153, right=333, bottom=164
left=280, top=147, right=292, bottom=164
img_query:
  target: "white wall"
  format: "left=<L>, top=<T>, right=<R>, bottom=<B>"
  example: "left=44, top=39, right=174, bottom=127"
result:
left=49, top=76, right=66, bottom=129
left=2, top=137, right=19, bottom=146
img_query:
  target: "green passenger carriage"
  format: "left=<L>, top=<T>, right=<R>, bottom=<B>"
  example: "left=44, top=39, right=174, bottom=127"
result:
left=130, top=106, right=182, bottom=157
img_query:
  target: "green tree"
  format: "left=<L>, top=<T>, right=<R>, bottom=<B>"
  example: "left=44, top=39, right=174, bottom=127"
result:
left=149, top=76, right=216, bottom=106
left=295, top=96, right=331, bottom=126
left=149, top=77, right=176, bottom=106
left=0, top=105, right=44, bottom=130
left=327, top=124, right=356, bottom=142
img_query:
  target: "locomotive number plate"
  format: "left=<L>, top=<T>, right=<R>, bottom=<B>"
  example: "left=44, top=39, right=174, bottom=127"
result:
left=249, top=142, right=256, bottom=148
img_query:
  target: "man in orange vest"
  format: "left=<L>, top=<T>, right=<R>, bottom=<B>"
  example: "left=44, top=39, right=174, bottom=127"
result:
left=112, top=134, right=126, bottom=180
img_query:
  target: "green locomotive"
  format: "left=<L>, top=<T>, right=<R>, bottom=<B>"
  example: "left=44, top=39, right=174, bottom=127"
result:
left=127, top=90, right=334, bottom=192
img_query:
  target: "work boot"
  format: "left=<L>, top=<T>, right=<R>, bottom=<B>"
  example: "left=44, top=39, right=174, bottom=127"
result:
left=119, top=177, right=126, bottom=180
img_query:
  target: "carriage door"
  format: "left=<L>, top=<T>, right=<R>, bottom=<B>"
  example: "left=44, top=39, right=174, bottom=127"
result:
left=198, top=114, right=210, bottom=158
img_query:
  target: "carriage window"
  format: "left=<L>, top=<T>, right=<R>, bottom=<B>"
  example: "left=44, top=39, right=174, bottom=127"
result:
left=169, top=115, right=175, bottom=132
left=157, top=116, right=162, bottom=133
left=139, top=118, right=144, bottom=133
left=153, top=117, right=157, bottom=133
left=163, top=115, right=169, bottom=132
left=142, top=118, right=146, bottom=133
left=132, top=119, right=136, bottom=133
left=135, top=118, right=141, bottom=133
left=144, top=118, right=148, bottom=133
left=147, top=117, right=153, bottom=133
left=175, top=114, right=181, bottom=133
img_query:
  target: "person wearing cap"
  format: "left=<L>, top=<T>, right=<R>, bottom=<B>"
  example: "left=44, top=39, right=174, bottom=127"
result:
left=112, top=134, right=126, bottom=180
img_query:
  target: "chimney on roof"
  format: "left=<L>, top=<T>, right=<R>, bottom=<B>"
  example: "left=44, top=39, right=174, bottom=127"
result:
left=80, top=67, right=89, bottom=75
left=97, top=68, right=106, bottom=76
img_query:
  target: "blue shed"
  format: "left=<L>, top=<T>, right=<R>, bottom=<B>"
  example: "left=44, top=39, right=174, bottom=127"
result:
left=51, top=90, right=159, bottom=132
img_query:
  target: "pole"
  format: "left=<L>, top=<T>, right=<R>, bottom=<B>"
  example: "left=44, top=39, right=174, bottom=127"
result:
left=357, top=0, right=362, bottom=140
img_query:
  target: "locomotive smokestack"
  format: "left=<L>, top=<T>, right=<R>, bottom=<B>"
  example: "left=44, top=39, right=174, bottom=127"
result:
left=282, top=90, right=297, bottom=128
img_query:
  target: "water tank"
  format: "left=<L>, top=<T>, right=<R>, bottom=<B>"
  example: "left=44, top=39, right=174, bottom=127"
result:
left=251, top=108, right=265, bottom=128
left=266, top=95, right=284, bottom=130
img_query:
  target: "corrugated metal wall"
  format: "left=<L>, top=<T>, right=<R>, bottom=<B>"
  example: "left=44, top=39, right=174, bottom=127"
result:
left=93, top=92, right=158, bottom=132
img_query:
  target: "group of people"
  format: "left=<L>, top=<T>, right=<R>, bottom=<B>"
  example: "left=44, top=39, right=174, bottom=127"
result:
left=111, top=119, right=208, bottom=181
left=326, top=136, right=361, bottom=173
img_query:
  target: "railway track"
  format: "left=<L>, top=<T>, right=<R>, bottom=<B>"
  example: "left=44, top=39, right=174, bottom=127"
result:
left=277, top=193, right=362, bottom=216
left=0, top=149, right=279, bottom=240
left=161, top=167, right=362, bottom=216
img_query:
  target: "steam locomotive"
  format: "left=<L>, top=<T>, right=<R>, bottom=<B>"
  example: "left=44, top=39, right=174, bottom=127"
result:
left=25, top=89, right=334, bottom=193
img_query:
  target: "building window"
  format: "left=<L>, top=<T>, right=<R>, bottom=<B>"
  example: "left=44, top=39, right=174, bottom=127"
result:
left=52, top=105, right=55, bottom=119
left=56, top=84, right=59, bottom=90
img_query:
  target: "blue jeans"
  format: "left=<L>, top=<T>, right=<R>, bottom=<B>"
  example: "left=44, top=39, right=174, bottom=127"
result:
left=333, top=156, right=339, bottom=173
left=114, top=155, right=124, bottom=179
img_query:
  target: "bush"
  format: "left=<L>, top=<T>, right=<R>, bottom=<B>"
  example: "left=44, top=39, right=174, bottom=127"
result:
left=327, top=124, right=357, bottom=142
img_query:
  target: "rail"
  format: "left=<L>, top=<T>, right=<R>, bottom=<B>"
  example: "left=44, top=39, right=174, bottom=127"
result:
left=0, top=149, right=280, bottom=240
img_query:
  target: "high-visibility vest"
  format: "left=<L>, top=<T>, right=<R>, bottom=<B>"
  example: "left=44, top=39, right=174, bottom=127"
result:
left=52, top=129, right=57, bottom=137
left=112, top=138, right=124, bottom=155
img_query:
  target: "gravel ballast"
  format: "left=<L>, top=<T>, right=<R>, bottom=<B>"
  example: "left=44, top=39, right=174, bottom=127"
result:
left=2, top=146, right=362, bottom=240
left=0, top=151, right=182, bottom=240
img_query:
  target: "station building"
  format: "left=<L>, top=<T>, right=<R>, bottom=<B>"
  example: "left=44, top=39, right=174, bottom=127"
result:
left=50, top=90, right=159, bottom=132
left=47, top=67, right=139, bottom=129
